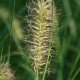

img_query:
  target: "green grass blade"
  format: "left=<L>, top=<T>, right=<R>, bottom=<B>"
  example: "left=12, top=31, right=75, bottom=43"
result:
left=42, top=0, right=54, bottom=80
left=0, top=46, right=3, bottom=62
left=8, top=0, right=15, bottom=64
left=68, top=52, right=80, bottom=80
left=71, top=67, right=80, bottom=80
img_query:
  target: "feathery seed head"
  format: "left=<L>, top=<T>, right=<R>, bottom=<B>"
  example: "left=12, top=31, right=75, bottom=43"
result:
left=0, top=63, right=14, bottom=80
left=25, top=0, right=58, bottom=78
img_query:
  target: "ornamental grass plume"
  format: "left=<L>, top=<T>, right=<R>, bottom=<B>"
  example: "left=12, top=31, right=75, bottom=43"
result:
left=0, top=63, right=14, bottom=80
left=25, top=0, right=58, bottom=80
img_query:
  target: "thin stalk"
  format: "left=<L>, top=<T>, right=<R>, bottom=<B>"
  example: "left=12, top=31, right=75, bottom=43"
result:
left=36, top=68, right=39, bottom=80
left=42, top=0, right=54, bottom=80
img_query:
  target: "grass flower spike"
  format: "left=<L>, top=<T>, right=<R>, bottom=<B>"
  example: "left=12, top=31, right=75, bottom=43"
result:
left=0, top=63, right=14, bottom=80
left=25, top=0, right=57, bottom=80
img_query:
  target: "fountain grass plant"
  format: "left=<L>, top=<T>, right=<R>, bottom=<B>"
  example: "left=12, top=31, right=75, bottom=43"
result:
left=0, top=0, right=79, bottom=80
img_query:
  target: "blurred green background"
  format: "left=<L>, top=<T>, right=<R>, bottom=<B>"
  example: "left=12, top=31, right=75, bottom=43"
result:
left=0, top=0, right=80, bottom=80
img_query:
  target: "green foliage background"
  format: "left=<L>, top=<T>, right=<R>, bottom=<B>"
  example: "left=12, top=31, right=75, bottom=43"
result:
left=0, top=0, right=80, bottom=80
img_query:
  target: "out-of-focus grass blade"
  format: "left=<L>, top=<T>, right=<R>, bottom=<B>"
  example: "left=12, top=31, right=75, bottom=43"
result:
left=71, top=67, right=80, bottom=80
left=63, top=0, right=77, bottom=37
left=8, top=0, right=15, bottom=64
left=68, top=52, right=80, bottom=80
left=75, top=0, right=80, bottom=7
left=0, top=46, right=3, bottom=62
